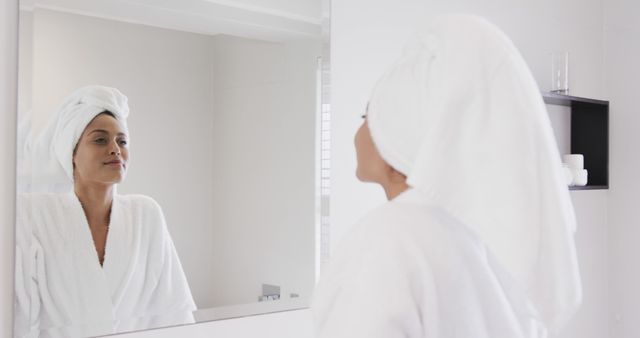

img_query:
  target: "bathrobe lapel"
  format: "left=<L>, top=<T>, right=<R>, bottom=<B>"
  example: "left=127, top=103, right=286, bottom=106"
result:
left=62, top=193, right=116, bottom=335
left=101, top=194, right=141, bottom=314
left=68, top=193, right=142, bottom=319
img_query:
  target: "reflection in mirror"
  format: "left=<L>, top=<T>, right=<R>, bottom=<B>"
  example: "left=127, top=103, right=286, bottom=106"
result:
left=15, top=0, right=328, bottom=336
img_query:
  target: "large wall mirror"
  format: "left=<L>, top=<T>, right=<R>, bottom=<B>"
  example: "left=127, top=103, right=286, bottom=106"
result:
left=14, top=0, right=330, bottom=336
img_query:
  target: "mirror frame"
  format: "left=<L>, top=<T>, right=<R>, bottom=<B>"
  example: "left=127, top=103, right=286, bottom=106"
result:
left=3, top=0, right=19, bottom=337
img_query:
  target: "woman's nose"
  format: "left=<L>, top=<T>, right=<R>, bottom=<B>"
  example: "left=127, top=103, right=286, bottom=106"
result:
left=109, top=140, right=121, bottom=156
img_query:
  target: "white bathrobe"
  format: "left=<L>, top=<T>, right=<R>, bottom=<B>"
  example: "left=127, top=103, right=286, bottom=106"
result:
left=313, top=189, right=546, bottom=338
left=14, top=192, right=196, bottom=338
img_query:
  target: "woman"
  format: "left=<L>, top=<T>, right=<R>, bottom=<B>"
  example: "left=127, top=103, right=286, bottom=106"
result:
left=15, top=86, right=196, bottom=338
left=312, top=15, right=581, bottom=338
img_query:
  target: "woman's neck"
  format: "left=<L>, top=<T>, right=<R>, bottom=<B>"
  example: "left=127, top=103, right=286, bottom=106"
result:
left=382, top=181, right=410, bottom=200
left=74, top=182, right=114, bottom=227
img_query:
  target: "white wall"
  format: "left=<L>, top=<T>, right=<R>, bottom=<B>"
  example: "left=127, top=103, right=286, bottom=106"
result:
left=330, top=1, right=608, bottom=338
left=209, top=35, right=318, bottom=306
left=604, top=1, right=640, bottom=337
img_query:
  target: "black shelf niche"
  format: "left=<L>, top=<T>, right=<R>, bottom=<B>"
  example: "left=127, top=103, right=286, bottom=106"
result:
left=542, top=91, right=609, bottom=190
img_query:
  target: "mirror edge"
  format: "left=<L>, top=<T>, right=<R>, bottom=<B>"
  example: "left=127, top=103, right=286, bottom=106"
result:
left=3, top=0, right=19, bottom=337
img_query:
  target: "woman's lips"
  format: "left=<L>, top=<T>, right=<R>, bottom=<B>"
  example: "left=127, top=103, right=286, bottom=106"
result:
left=105, top=161, right=124, bottom=168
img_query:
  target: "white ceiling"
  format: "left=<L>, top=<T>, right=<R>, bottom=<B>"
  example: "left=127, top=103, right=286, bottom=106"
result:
left=204, top=0, right=321, bottom=22
left=20, top=0, right=323, bottom=41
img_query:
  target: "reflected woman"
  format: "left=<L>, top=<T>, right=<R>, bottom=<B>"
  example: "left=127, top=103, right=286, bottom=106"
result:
left=15, top=86, right=196, bottom=338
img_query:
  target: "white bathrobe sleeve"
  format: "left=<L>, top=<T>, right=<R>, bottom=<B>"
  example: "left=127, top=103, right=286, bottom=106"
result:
left=13, top=242, right=39, bottom=338
left=14, top=195, right=40, bottom=338
left=134, top=197, right=197, bottom=329
left=312, top=209, right=436, bottom=338
left=145, top=229, right=197, bottom=327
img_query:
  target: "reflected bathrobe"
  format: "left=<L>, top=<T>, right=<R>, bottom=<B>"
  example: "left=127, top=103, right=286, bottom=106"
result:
left=15, top=192, right=197, bottom=338
left=312, top=189, right=547, bottom=338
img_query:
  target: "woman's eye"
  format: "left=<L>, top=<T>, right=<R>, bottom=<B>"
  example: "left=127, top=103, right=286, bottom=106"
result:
left=118, top=140, right=128, bottom=146
left=94, top=138, right=107, bottom=144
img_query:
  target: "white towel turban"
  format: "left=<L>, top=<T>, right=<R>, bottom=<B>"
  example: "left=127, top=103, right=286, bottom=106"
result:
left=367, top=14, right=581, bottom=334
left=24, top=85, right=129, bottom=192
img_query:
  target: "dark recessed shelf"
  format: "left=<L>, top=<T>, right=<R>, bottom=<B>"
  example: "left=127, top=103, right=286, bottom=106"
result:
left=542, top=91, right=609, bottom=107
left=542, top=91, right=609, bottom=191
left=569, top=185, right=608, bottom=191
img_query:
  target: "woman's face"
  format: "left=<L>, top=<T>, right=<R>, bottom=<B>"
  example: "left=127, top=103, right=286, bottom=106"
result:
left=354, top=116, right=392, bottom=184
left=73, top=113, right=129, bottom=186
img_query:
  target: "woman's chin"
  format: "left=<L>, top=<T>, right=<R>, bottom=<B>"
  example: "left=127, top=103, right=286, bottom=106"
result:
left=355, top=169, right=373, bottom=183
left=101, top=174, right=126, bottom=185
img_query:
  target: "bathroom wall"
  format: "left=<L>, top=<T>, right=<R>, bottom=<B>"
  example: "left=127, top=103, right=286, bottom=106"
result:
left=330, top=1, right=608, bottom=338
left=604, top=1, right=640, bottom=337
left=209, top=35, right=318, bottom=306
